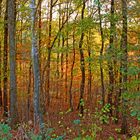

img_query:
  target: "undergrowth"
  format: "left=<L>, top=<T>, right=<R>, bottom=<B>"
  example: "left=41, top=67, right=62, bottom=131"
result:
left=0, top=104, right=139, bottom=140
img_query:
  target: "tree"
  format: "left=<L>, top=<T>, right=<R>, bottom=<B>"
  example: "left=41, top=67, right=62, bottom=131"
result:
left=30, top=0, right=41, bottom=126
left=120, top=0, right=128, bottom=134
left=3, top=0, right=8, bottom=117
left=107, top=0, right=115, bottom=115
left=65, top=0, right=69, bottom=102
left=0, top=0, right=2, bottom=107
left=8, top=0, right=18, bottom=124
left=69, top=29, right=76, bottom=111
left=78, top=0, right=86, bottom=116
left=97, top=0, right=105, bottom=106
left=45, top=0, right=53, bottom=107
left=56, top=1, right=61, bottom=98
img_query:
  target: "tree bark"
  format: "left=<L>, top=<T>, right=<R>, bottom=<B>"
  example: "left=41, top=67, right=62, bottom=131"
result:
left=27, top=63, right=32, bottom=121
left=31, top=0, right=41, bottom=126
left=97, top=0, right=105, bottom=106
left=8, top=0, right=18, bottom=125
left=56, top=2, right=61, bottom=98
left=65, top=0, right=69, bottom=102
left=61, top=37, right=64, bottom=79
left=120, top=0, right=128, bottom=134
left=0, top=0, right=2, bottom=107
left=46, top=0, right=53, bottom=107
left=87, top=31, right=92, bottom=105
left=78, top=0, right=86, bottom=116
left=107, top=0, right=115, bottom=115
left=3, top=0, right=8, bottom=117
left=69, top=31, right=75, bottom=111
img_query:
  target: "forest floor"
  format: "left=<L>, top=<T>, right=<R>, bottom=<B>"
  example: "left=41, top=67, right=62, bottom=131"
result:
left=0, top=100, right=138, bottom=140
left=41, top=100, right=137, bottom=140
left=46, top=110, right=129, bottom=140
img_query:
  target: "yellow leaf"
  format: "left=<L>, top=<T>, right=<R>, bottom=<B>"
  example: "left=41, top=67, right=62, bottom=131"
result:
left=131, top=136, right=137, bottom=140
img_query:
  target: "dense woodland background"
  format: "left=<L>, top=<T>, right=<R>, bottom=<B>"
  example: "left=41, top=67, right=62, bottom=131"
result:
left=0, top=0, right=140, bottom=139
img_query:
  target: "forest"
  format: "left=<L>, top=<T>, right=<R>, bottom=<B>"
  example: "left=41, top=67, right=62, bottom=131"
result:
left=0, top=0, right=140, bottom=139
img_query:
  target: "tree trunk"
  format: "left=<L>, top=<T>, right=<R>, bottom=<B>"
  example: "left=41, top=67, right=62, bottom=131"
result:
left=3, top=0, right=8, bottom=117
left=27, top=63, right=32, bottom=121
left=78, top=0, right=86, bottom=116
left=98, top=0, right=105, bottom=106
left=107, top=0, right=115, bottom=115
left=31, top=0, right=41, bottom=126
left=87, top=31, right=92, bottom=105
left=46, top=0, right=53, bottom=107
left=69, top=31, right=75, bottom=111
left=61, top=37, right=64, bottom=79
left=38, top=0, right=42, bottom=54
left=0, top=0, right=2, bottom=107
left=120, top=0, right=128, bottom=134
left=56, top=2, right=61, bottom=97
left=46, top=48, right=51, bottom=106
left=65, top=1, right=69, bottom=102
left=8, top=0, right=18, bottom=125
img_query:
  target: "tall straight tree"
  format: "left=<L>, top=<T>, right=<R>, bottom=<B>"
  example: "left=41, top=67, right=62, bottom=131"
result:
left=87, top=31, right=92, bottom=104
left=97, top=0, right=105, bottom=106
left=8, top=0, right=18, bottom=124
left=65, top=0, right=69, bottom=101
left=46, top=0, right=53, bottom=106
left=0, top=0, right=2, bottom=107
left=78, top=0, right=86, bottom=116
left=120, top=0, right=128, bottom=134
left=56, top=1, right=61, bottom=97
left=3, top=0, right=8, bottom=117
left=30, top=0, right=41, bottom=126
left=107, top=0, right=115, bottom=115
left=69, top=29, right=76, bottom=111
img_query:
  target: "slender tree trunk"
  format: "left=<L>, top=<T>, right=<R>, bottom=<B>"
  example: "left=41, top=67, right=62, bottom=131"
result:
left=46, top=48, right=51, bottom=106
left=108, top=0, right=119, bottom=122
left=87, top=0, right=92, bottom=105
left=8, top=0, right=18, bottom=125
left=69, top=31, right=75, bottom=111
left=27, top=63, right=32, bottom=121
left=107, top=0, right=115, bottom=115
left=38, top=0, right=42, bottom=75
left=56, top=2, right=61, bottom=97
left=114, top=58, right=119, bottom=123
left=38, top=0, right=45, bottom=124
left=98, top=0, right=105, bottom=106
left=61, top=37, right=64, bottom=79
left=31, top=0, right=41, bottom=126
left=78, top=0, right=86, bottom=116
left=0, top=0, right=2, bottom=107
left=120, top=0, right=128, bottom=134
left=65, top=1, right=69, bottom=101
left=46, top=0, right=53, bottom=107
left=87, top=31, right=92, bottom=105
left=38, top=0, right=42, bottom=53
left=3, top=0, right=8, bottom=117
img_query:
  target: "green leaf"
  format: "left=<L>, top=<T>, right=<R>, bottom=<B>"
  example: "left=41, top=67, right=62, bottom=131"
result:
left=80, top=98, right=85, bottom=107
left=73, top=119, right=81, bottom=125
left=131, top=110, right=137, bottom=117
left=137, top=116, right=140, bottom=121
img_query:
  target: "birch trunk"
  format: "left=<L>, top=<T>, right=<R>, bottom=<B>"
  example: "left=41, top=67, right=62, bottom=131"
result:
left=30, top=0, right=40, bottom=126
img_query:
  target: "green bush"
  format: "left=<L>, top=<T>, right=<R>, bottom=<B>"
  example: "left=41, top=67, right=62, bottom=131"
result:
left=0, top=123, right=12, bottom=140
